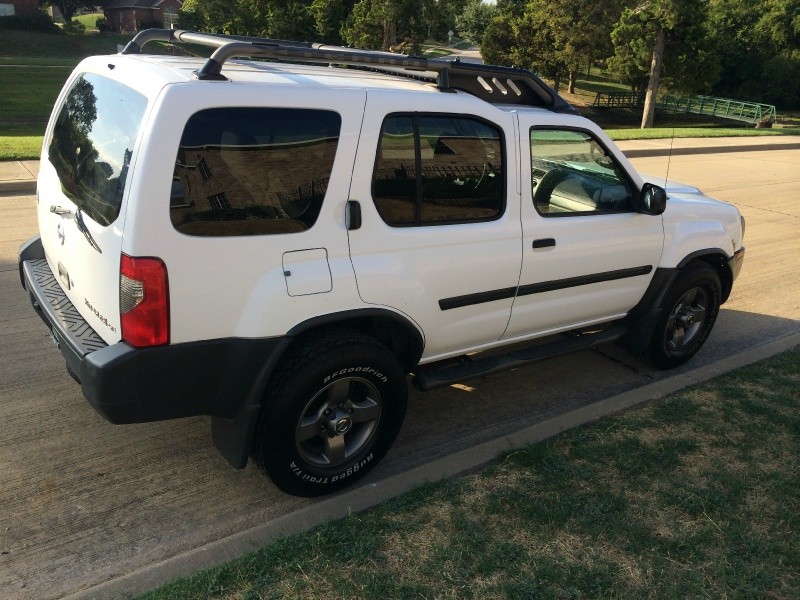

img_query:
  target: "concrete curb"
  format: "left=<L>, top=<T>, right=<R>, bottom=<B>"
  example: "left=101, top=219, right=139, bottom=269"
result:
left=0, top=179, right=36, bottom=195
left=622, top=141, right=800, bottom=159
left=66, top=331, right=800, bottom=600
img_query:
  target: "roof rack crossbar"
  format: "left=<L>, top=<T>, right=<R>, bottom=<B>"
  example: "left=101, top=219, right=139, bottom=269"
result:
left=122, top=29, right=575, bottom=113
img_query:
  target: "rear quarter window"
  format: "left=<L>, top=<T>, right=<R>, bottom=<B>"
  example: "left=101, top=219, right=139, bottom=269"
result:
left=171, top=108, right=342, bottom=237
left=48, top=73, right=147, bottom=227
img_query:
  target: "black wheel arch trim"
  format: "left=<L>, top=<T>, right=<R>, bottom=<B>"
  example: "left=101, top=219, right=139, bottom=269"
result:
left=215, top=308, right=424, bottom=470
left=287, top=307, right=425, bottom=370
left=675, top=247, right=739, bottom=303
left=676, top=248, right=730, bottom=269
left=621, top=248, right=739, bottom=354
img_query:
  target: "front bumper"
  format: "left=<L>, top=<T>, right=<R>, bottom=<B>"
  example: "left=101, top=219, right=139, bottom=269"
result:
left=19, top=236, right=287, bottom=425
left=729, top=246, right=745, bottom=282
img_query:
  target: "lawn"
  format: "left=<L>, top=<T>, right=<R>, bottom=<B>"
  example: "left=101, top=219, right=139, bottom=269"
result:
left=0, top=30, right=214, bottom=160
left=608, top=126, right=800, bottom=141
left=140, top=348, right=799, bottom=599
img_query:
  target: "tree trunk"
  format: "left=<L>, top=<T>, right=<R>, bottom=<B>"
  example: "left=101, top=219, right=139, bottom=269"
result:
left=641, top=27, right=665, bottom=129
left=568, top=69, right=577, bottom=94
left=552, top=72, right=561, bottom=93
left=383, top=19, right=396, bottom=51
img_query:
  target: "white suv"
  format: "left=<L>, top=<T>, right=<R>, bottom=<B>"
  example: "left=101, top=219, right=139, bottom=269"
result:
left=19, top=30, right=745, bottom=496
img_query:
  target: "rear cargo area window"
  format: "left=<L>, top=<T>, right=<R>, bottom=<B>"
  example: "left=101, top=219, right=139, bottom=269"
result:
left=171, top=108, right=341, bottom=237
left=49, top=73, right=147, bottom=227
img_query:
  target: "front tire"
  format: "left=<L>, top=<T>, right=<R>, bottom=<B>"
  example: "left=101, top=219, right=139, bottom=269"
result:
left=643, top=262, right=722, bottom=369
left=252, top=329, right=408, bottom=497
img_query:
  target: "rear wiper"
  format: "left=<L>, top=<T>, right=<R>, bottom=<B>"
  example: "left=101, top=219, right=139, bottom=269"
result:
left=75, top=208, right=102, bottom=254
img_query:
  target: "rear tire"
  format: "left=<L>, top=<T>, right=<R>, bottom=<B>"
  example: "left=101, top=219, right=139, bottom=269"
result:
left=643, top=262, right=721, bottom=369
left=252, top=329, right=408, bottom=497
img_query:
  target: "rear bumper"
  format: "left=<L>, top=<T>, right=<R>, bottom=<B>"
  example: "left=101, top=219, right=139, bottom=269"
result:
left=19, top=236, right=288, bottom=425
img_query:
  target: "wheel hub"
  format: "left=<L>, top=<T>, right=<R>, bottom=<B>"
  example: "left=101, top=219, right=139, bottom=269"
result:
left=328, top=413, right=353, bottom=436
left=295, top=376, right=382, bottom=469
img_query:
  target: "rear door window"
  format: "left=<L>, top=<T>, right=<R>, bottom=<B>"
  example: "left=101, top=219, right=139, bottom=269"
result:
left=49, top=73, right=147, bottom=226
left=171, top=108, right=342, bottom=237
left=372, top=114, right=504, bottom=226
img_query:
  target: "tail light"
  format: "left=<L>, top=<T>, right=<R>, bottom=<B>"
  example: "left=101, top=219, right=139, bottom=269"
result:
left=120, top=254, right=169, bottom=347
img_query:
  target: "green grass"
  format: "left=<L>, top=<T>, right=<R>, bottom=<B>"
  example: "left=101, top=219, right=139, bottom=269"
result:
left=0, top=136, right=42, bottom=160
left=74, top=12, right=104, bottom=32
left=607, top=126, right=800, bottom=141
left=0, top=30, right=212, bottom=160
left=0, top=29, right=131, bottom=60
left=139, top=348, right=800, bottom=599
left=574, top=71, right=632, bottom=95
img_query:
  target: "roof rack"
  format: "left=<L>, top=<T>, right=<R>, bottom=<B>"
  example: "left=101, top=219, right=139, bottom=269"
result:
left=122, top=29, right=576, bottom=114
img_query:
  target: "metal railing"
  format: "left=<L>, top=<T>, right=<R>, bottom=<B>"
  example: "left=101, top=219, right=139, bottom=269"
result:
left=592, top=92, right=644, bottom=108
left=657, top=95, right=777, bottom=125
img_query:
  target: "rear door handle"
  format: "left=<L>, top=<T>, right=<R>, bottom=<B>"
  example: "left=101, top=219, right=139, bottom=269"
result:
left=532, top=238, right=556, bottom=249
left=346, top=200, right=361, bottom=230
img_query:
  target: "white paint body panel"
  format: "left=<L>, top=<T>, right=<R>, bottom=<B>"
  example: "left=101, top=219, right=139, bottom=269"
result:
left=505, top=112, right=664, bottom=338
left=347, top=89, right=522, bottom=359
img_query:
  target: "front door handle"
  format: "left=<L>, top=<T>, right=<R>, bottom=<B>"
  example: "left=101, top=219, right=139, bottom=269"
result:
left=532, top=238, right=556, bottom=249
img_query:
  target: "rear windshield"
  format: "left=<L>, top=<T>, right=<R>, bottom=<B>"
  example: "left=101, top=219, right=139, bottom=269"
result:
left=49, top=73, right=147, bottom=226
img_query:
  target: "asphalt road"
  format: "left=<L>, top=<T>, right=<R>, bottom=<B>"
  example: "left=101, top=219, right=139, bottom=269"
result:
left=1, top=147, right=799, bottom=599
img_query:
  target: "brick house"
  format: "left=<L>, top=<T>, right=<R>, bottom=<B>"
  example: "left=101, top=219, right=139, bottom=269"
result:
left=0, top=0, right=39, bottom=16
left=103, top=0, right=182, bottom=33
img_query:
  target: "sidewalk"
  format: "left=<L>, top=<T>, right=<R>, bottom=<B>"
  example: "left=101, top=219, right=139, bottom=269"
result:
left=0, top=160, right=39, bottom=195
left=2, top=135, right=800, bottom=195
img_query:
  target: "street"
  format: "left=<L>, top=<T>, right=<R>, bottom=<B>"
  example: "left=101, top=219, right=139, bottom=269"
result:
left=1, top=146, right=798, bottom=599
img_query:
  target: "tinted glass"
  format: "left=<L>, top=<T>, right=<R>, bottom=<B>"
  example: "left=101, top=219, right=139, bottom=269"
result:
left=530, top=129, right=634, bottom=215
left=172, top=108, right=341, bottom=236
left=373, top=115, right=504, bottom=226
left=373, top=116, right=416, bottom=224
left=49, top=73, right=147, bottom=226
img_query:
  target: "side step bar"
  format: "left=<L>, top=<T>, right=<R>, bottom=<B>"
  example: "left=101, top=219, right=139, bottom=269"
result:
left=412, top=324, right=628, bottom=391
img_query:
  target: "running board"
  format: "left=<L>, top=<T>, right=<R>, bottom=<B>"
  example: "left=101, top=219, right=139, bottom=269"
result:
left=412, top=324, right=628, bottom=391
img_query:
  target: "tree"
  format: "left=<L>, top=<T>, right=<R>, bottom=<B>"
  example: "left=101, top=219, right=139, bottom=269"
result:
left=311, top=0, right=346, bottom=43
left=342, top=0, right=425, bottom=52
left=423, top=0, right=469, bottom=42
left=707, top=0, right=800, bottom=108
left=480, top=12, right=516, bottom=65
left=455, top=0, right=496, bottom=45
left=48, top=0, right=97, bottom=23
left=481, top=0, right=626, bottom=93
left=608, top=1, right=719, bottom=128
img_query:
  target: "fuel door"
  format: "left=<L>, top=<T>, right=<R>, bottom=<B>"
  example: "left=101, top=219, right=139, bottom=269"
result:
left=282, top=248, right=333, bottom=296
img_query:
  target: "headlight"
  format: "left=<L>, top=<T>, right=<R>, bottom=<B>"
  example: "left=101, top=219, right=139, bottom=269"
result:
left=740, top=215, right=746, bottom=241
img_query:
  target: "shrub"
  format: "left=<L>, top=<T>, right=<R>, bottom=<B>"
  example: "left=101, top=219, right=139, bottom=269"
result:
left=0, top=11, right=60, bottom=33
left=62, top=19, right=86, bottom=35
left=137, top=19, right=163, bottom=30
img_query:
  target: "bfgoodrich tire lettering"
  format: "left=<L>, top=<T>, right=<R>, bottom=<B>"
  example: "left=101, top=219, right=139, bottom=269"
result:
left=644, top=262, right=721, bottom=369
left=252, top=328, right=408, bottom=497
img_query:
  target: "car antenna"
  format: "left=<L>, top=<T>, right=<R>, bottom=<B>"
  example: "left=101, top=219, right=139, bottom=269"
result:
left=665, top=126, right=675, bottom=188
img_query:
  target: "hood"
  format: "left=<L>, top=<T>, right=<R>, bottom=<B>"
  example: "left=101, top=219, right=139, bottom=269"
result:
left=640, top=173, right=704, bottom=196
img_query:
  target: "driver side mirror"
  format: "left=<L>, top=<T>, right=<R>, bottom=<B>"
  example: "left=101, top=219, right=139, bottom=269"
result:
left=639, top=183, right=667, bottom=215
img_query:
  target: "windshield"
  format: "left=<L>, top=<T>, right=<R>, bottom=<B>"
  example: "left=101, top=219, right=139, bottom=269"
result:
left=48, top=73, right=147, bottom=226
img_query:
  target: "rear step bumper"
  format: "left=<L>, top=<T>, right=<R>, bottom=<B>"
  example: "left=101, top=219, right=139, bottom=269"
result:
left=412, top=324, right=628, bottom=391
left=19, top=237, right=288, bottom=427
